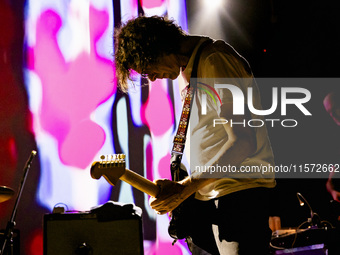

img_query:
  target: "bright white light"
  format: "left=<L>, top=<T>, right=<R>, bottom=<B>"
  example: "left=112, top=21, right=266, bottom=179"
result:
left=202, top=0, right=224, bottom=12
left=195, top=0, right=229, bottom=40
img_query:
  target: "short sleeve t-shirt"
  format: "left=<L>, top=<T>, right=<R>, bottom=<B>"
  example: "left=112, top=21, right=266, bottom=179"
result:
left=182, top=37, right=276, bottom=200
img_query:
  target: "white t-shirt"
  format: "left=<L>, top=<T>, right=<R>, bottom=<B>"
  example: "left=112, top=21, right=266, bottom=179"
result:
left=181, top=37, right=276, bottom=201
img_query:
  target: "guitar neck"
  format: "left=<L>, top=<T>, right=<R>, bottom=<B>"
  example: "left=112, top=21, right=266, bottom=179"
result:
left=120, top=169, right=159, bottom=197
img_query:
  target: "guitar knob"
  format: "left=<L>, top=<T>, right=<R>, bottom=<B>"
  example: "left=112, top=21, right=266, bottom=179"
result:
left=75, top=242, right=93, bottom=255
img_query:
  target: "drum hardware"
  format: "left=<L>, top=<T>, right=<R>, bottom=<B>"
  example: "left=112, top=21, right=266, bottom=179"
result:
left=0, top=151, right=37, bottom=255
left=0, top=187, right=14, bottom=203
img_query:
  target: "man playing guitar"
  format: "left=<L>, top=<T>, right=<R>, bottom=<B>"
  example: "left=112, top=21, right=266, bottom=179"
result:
left=114, top=15, right=275, bottom=255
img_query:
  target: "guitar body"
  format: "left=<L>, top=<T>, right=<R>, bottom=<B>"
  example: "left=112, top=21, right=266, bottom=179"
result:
left=168, top=194, right=198, bottom=240
left=168, top=164, right=200, bottom=240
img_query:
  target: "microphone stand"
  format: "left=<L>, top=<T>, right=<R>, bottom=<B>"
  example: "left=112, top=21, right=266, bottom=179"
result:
left=1, top=151, right=37, bottom=255
left=296, top=192, right=321, bottom=228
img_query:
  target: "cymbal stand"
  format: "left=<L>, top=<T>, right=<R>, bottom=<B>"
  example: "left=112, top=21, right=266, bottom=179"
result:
left=1, top=151, right=37, bottom=255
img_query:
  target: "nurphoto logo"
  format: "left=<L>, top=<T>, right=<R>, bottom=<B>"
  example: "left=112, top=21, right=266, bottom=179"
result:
left=198, top=83, right=312, bottom=128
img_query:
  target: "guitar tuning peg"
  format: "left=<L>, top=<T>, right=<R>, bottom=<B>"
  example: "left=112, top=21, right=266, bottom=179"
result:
left=116, top=154, right=123, bottom=165
left=120, top=154, right=126, bottom=160
left=100, top=155, right=105, bottom=162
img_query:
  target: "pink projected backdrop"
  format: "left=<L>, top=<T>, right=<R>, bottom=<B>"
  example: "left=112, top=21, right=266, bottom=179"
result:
left=25, top=0, right=189, bottom=254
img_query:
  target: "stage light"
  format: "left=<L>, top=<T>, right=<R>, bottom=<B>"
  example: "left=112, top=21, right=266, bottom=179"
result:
left=202, top=0, right=224, bottom=12
left=191, top=0, right=230, bottom=41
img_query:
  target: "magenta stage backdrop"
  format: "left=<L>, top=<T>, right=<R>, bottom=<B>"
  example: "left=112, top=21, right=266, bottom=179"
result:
left=0, top=0, right=190, bottom=254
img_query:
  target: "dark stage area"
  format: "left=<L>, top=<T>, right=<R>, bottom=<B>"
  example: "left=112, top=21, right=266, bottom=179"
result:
left=1, top=0, right=340, bottom=254
left=187, top=0, right=340, bottom=229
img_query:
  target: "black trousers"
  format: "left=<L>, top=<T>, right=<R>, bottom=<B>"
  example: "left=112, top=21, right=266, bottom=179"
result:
left=188, top=187, right=273, bottom=255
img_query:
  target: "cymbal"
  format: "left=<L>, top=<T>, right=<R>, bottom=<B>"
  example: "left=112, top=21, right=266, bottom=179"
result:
left=0, top=186, right=15, bottom=203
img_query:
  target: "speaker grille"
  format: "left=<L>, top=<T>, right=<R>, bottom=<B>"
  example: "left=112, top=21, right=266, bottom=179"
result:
left=44, top=213, right=143, bottom=255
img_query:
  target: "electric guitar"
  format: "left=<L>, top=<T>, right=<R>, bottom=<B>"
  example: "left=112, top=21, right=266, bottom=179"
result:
left=90, top=154, right=197, bottom=241
left=90, top=154, right=159, bottom=198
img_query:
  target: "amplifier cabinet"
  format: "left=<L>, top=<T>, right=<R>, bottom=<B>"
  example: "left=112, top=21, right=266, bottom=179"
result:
left=44, top=212, right=143, bottom=255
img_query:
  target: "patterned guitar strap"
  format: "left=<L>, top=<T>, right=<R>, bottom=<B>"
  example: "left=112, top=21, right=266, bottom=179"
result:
left=170, top=38, right=213, bottom=181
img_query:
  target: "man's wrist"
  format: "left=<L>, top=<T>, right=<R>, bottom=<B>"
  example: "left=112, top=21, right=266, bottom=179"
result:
left=178, top=177, right=218, bottom=199
left=177, top=177, right=196, bottom=199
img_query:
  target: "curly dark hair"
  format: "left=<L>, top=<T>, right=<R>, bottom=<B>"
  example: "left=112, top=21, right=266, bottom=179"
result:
left=114, top=15, right=186, bottom=92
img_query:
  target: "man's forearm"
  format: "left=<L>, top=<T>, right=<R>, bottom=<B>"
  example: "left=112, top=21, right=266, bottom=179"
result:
left=178, top=176, right=219, bottom=200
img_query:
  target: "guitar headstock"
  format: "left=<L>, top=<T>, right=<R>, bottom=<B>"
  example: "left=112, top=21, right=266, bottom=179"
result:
left=90, top=154, right=126, bottom=186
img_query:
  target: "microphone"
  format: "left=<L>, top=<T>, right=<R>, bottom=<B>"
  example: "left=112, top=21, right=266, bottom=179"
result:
left=25, top=150, right=37, bottom=169
left=296, top=192, right=320, bottom=227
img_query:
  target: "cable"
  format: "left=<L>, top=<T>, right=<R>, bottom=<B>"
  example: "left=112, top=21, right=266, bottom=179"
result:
left=52, top=203, right=69, bottom=213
